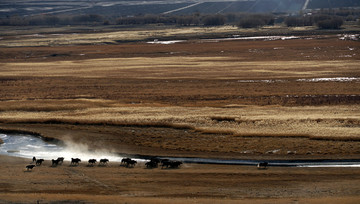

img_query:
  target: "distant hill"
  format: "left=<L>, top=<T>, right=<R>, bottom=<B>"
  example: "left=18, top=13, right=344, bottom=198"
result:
left=0, top=0, right=359, bottom=18
left=307, top=0, right=360, bottom=9
left=164, top=0, right=306, bottom=14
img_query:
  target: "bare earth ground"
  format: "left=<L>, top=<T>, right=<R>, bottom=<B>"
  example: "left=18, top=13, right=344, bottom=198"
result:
left=1, top=155, right=360, bottom=204
left=0, top=25, right=360, bottom=203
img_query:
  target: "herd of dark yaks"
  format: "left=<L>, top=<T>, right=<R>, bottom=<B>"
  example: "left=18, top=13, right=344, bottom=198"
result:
left=25, top=157, right=184, bottom=171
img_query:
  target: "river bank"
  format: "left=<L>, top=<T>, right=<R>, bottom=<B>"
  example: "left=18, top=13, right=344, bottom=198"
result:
left=2, top=130, right=360, bottom=167
left=1, top=122, right=360, bottom=161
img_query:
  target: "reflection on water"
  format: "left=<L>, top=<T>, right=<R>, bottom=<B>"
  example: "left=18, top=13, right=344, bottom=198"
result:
left=0, top=133, right=125, bottom=162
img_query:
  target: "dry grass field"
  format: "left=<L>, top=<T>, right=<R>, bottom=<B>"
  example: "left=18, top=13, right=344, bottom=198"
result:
left=0, top=25, right=360, bottom=203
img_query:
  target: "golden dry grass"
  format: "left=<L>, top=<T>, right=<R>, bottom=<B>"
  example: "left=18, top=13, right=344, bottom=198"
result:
left=0, top=26, right=241, bottom=47
left=1, top=58, right=359, bottom=79
left=0, top=100, right=359, bottom=140
left=0, top=32, right=359, bottom=156
left=1, top=24, right=359, bottom=47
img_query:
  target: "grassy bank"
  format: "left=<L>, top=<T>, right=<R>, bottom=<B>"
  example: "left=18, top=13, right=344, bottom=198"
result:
left=1, top=24, right=360, bottom=47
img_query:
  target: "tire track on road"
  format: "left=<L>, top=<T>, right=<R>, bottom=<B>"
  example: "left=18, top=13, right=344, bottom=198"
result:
left=64, top=167, right=117, bottom=192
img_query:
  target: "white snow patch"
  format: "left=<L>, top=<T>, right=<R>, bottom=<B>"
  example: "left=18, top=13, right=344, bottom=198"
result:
left=147, top=39, right=185, bottom=44
left=296, top=77, right=360, bottom=82
left=339, top=34, right=359, bottom=41
left=202, top=36, right=299, bottom=42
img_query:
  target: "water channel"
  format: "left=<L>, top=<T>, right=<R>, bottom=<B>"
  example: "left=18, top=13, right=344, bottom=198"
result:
left=1, top=132, right=360, bottom=167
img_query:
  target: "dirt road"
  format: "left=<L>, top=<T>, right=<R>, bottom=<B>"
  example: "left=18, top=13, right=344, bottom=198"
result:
left=1, top=155, right=360, bottom=203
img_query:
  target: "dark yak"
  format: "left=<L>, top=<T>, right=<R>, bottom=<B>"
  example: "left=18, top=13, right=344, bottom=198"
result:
left=145, top=161, right=158, bottom=168
left=26, top=164, right=36, bottom=171
left=161, top=160, right=182, bottom=169
left=51, top=159, right=59, bottom=167
left=121, top=158, right=131, bottom=165
left=145, top=158, right=161, bottom=168
left=88, top=159, right=97, bottom=166
left=52, top=157, right=64, bottom=167
left=36, top=159, right=44, bottom=166
left=257, top=162, right=268, bottom=169
left=99, top=159, right=109, bottom=166
left=56, top=157, right=64, bottom=165
left=71, top=158, right=81, bottom=166
left=125, top=159, right=137, bottom=168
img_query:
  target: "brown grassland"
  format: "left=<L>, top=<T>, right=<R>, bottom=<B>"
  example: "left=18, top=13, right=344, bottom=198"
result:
left=0, top=25, right=360, bottom=203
